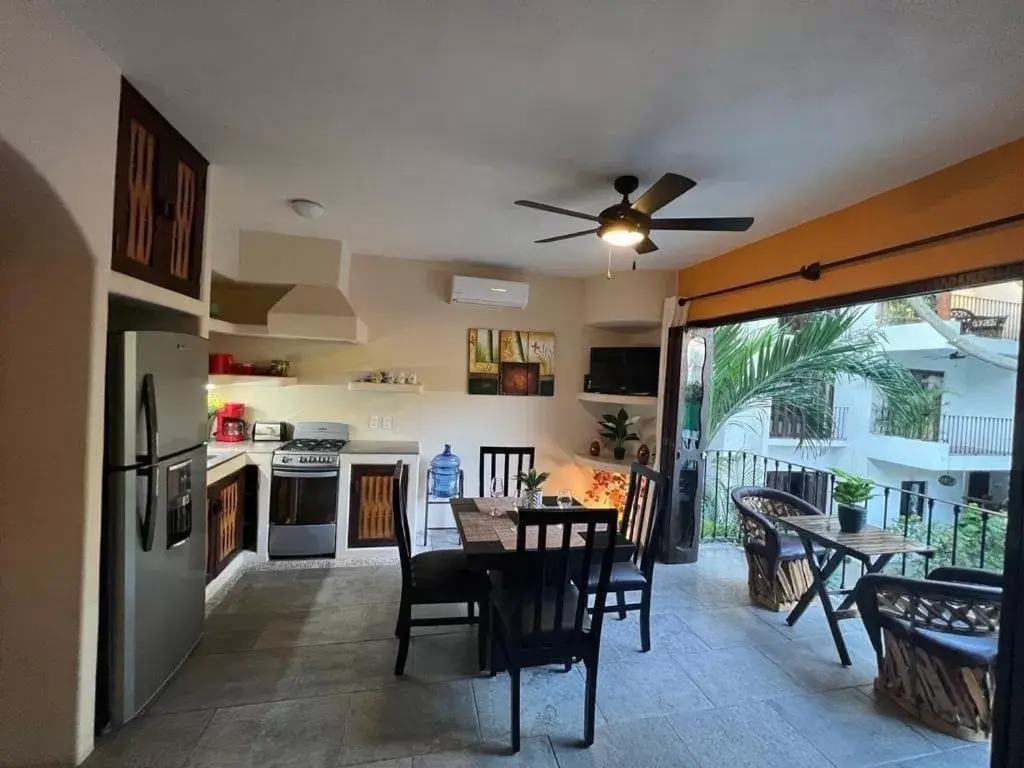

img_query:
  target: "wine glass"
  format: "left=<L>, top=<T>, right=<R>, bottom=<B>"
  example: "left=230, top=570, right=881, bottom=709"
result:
left=556, top=488, right=573, bottom=508
left=488, top=477, right=505, bottom=517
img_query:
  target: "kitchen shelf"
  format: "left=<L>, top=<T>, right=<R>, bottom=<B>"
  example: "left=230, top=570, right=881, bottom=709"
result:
left=573, top=453, right=636, bottom=473
left=577, top=392, right=658, bottom=407
left=348, top=381, right=424, bottom=394
left=208, top=375, right=298, bottom=387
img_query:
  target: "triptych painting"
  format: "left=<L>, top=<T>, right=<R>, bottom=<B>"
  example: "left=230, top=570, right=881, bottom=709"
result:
left=467, top=329, right=555, bottom=396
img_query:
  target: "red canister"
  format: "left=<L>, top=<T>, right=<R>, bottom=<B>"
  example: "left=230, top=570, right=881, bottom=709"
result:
left=209, top=353, right=234, bottom=374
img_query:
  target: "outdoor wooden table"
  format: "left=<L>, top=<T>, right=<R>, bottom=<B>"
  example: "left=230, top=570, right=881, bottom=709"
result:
left=776, top=515, right=935, bottom=666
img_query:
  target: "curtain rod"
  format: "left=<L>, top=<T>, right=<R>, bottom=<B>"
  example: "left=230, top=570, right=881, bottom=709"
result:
left=677, top=211, right=1024, bottom=307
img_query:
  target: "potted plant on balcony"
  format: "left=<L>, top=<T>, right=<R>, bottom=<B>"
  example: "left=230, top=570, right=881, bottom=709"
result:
left=598, top=408, right=640, bottom=461
left=516, top=467, right=551, bottom=508
left=831, top=468, right=875, bottom=533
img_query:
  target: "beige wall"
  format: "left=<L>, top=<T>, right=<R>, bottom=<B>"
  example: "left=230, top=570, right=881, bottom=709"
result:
left=0, top=3, right=119, bottom=765
left=213, top=255, right=662, bottom=521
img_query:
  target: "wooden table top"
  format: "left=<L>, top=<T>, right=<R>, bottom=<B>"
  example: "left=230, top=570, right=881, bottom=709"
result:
left=777, top=515, right=935, bottom=558
left=451, top=497, right=610, bottom=553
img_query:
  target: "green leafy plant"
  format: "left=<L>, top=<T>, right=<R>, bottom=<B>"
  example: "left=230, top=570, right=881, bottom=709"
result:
left=516, top=468, right=551, bottom=492
left=830, top=468, right=875, bottom=507
left=685, top=382, right=704, bottom=401
left=598, top=408, right=640, bottom=449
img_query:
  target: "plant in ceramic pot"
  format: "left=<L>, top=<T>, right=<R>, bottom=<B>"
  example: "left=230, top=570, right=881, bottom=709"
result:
left=516, top=468, right=551, bottom=508
left=831, top=468, right=875, bottom=533
left=598, top=408, right=640, bottom=461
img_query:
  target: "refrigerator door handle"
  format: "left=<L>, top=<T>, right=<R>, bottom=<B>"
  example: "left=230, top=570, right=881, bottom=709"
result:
left=139, top=466, right=158, bottom=552
left=140, top=373, right=159, bottom=464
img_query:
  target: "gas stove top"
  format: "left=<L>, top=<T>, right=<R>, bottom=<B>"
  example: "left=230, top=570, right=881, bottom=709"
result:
left=278, top=439, right=347, bottom=453
left=273, top=422, right=350, bottom=470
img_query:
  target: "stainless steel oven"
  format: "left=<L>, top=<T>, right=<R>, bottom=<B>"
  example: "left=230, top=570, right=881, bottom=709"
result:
left=269, top=468, right=339, bottom=557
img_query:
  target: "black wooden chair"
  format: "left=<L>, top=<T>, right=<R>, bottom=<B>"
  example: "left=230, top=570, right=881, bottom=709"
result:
left=855, top=567, right=1002, bottom=741
left=582, top=463, right=668, bottom=652
left=731, top=486, right=826, bottom=611
left=391, top=462, right=490, bottom=676
left=479, top=446, right=535, bottom=497
left=487, top=507, right=618, bottom=753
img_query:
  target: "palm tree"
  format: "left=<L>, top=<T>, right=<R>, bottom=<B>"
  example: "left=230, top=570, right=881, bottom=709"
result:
left=708, top=308, right=930, bottom=449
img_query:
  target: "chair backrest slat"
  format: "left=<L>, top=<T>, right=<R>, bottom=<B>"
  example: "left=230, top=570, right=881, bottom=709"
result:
left=621, top=463, right=669, bottom=575
left=391, top=462, right=413, bottom=586
left=479, top=446, right=536, bottom=497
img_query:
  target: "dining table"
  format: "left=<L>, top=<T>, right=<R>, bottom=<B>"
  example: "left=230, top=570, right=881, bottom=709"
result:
left=776, top=514, right=935, bottom=666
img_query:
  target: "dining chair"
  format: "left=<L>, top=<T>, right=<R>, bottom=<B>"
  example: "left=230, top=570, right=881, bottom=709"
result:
left=583, top=463, right=668, bottom=651
left=479, top=446, right=535, bottom=497
left=391, top=462, right=490, bottom=676
left=731, top=486, right=826, bottom=611
left=487, top=506, right=618, bottom=753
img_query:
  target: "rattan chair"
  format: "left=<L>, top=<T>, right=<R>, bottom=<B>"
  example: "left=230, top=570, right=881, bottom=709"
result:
left=730, top=487, right=825, bottom=611
left=855, top=567, right=1002, bottom=741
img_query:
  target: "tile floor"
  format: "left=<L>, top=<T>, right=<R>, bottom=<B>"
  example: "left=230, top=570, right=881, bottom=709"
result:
left=85, top=542, right=993, bottom=768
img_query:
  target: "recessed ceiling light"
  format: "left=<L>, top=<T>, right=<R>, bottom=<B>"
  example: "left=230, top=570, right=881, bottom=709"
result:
left=288, top=198, right=326, bottom=219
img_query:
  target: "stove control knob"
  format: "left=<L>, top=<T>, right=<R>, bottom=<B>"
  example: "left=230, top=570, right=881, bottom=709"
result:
left=299, top=456, right=307, bottom=463
left=281, top=456, right=291, bottom=463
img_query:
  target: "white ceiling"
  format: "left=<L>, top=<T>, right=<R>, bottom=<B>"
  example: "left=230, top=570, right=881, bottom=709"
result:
left=55, top=0, right=1024, bottom=276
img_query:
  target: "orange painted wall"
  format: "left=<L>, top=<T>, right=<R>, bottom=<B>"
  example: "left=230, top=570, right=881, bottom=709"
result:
left=677, top=137, right=1024, bottom=323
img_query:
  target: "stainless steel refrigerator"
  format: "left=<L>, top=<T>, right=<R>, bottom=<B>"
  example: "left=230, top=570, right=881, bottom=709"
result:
left=98, top=331, right=208, bottom=729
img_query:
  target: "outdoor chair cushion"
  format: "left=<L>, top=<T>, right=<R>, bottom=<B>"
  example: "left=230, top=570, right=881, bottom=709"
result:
left=584, top=560, right=648, bottom=592
left=878, top=614, right=998, bottom=667
left=745, top=534, right=825, bottom=562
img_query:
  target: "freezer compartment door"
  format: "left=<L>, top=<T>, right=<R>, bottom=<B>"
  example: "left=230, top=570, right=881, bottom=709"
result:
left=107, top=449, right=206, bottom=723
left=107, top=332, right=208, bottom=466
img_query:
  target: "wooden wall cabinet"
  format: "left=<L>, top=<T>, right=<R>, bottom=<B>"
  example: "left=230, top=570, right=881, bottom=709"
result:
left=112, top=78, right=208, bottom=299
left=207, top=469, right=245, bottom=583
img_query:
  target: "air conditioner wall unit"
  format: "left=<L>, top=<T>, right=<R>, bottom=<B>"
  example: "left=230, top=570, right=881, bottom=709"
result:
left=450, top=275, right=529, bottom=309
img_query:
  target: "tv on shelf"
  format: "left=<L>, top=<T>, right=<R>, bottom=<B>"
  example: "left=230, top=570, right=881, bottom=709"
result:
left=588, top=347, right=660, bottom=396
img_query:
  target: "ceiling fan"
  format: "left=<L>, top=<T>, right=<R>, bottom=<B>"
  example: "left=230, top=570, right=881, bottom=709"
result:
left=515, top=173, right=754, bottom=255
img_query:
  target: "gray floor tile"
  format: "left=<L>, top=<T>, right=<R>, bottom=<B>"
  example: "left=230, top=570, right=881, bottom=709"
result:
left=409, top=631, right=481, bottom=682
left=550, top=716, right=700, bottom=768
left=750, top=605, right=876, bottom=653
left=253, top=603, right=396, bottom=649
left=84, top=710, right=213, bottom=768
left=473, top=667, right=606, bottom=743
left=184, top=694, right=351, bottom=768
left=682, top=607, right=792, bottom=650
left=150, top=639, right=398, bottom=714
left=674, top=645, right=806, bottom=707
left=668, top=701, right=833, bottom=768
left=216, top=579, right=325, bottom=615
left=769, top=689, right=940, bottom=768
left=855, top=685, right=984, bottom=752
left=755, top=636, right=877, bottom=693
left=599, top=610, right=710, bottom=659
left=339, top=681, right=480, bottom=766
left=593, top=650, right=713, bottom=722
left=897, top=745, right=991, bottom=768
left=414, top=736, right=557, bottom=766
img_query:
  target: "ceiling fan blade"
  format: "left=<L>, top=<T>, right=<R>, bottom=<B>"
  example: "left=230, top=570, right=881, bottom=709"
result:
left=631, top=173, right=697, bottom=216
left=635, top=237, right=659, bottom=255
left=515, top=200, right=599, bottom=222
left=535, top=228, right=599, bottom=244
left=650, top=216, right=754, bottom=232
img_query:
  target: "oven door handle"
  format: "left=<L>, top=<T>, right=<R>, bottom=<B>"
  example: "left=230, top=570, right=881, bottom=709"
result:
left=273, top=469, right=339, bottom=479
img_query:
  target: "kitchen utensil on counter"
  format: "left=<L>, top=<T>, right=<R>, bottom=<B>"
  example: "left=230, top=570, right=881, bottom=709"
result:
left=209, top=353, right=234, bottom=374
left=253, top=421, right=288, bottom=442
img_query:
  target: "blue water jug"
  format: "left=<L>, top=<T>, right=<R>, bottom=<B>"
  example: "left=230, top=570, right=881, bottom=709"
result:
left=429, top=444, right=461, bottom=499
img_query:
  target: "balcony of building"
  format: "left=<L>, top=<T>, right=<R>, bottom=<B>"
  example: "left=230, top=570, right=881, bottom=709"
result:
left=866, top=408, right=1014, bottom=471
left=767, top=404, right=849, bottom=445
left=879, top=291, right=1021, bottom=355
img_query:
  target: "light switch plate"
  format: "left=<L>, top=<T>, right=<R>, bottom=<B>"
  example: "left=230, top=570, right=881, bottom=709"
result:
left=369, top=415, right=380, bottom=429
left=382, top=416, right=393, bottom=431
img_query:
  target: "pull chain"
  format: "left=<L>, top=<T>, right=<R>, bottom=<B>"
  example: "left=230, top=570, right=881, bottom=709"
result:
left=606, top=247, right=613, bottom=279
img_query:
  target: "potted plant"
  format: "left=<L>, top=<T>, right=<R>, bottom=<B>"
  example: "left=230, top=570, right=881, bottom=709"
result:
left=516, top=468, right=551, bottom=508
left=684, top=382, right=703, bottom=430
left=831, top=468, right=875, bottom=533
left=598, top=408, right=640, bottom=461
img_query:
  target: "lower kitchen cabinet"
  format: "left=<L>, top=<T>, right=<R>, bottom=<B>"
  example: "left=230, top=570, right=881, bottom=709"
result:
left=206, top=468, right=245, bottom=583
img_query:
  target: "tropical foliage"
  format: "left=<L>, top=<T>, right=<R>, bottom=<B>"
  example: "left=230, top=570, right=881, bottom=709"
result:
left=708, top=308, right=930, bottom=450
left=516, top=467, right=551, bottom=491
left=886, top=506, right=1008, bottom=578
left=598, top=408, right=641, bottom=449
left=831, top=468, right=875, bottom=506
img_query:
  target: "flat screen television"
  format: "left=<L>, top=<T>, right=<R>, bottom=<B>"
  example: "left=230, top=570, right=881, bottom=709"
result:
left=588, top=347, right=660, bottom=396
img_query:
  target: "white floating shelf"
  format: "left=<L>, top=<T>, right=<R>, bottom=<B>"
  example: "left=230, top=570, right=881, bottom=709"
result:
left=208, top=375, right=298, bottom=387
left=573, top=452, right=636, bottom=472
left=348, top=381, right=424, bottom=394
left=577, top=392, right=658, bottom=407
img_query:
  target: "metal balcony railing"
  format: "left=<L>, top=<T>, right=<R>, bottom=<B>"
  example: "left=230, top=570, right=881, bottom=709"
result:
left=870, top=407, right=1013, bottom=456
left=769, top=405, right=848, bottom=440
left=700, top=450, right=1008, bottom=587
left=879, top=291, right=1021, bottom=341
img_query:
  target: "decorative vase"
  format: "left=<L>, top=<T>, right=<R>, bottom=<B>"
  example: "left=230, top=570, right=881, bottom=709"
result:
left=837, top=503, right=867, bottom=533
left=428, top=444, right=461, bottom=499
left=521, top=488, right=542, bottom=508
left=637, top=444, right=651, bottom=465
left=613, top=446, right=626, bottom=461
left=589, top=440, right=601, bottom=457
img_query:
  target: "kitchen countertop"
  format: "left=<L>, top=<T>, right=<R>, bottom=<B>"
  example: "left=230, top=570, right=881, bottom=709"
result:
left=341, top=440, right=421, bottom=455
left=208, top=440, right=283, bottom=455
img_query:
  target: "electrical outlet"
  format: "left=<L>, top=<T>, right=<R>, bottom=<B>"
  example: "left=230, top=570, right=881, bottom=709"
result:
left=382, top=416, right=393, bottom=431
left=369, top=415, right=380, bottom=429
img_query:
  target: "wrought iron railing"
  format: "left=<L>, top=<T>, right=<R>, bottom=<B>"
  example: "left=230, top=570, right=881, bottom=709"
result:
left=700, top=450, right=1008, bottom=587
left=871, top=407, right=1013, bottom=457
left=769, top=405, right=848, bottom=440
left=878, top=291, right=1020, bottom=341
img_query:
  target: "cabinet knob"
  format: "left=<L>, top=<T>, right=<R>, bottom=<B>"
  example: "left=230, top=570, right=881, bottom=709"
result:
left=156, top=198, right=175, bottom=220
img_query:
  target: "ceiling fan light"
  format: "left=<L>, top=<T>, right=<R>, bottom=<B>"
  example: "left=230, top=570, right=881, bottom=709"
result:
left=600, top=224, right=645, bottom=247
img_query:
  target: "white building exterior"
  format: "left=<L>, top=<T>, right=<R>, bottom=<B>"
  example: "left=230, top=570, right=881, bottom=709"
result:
left=714, top=284, right=1020, bottom=527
